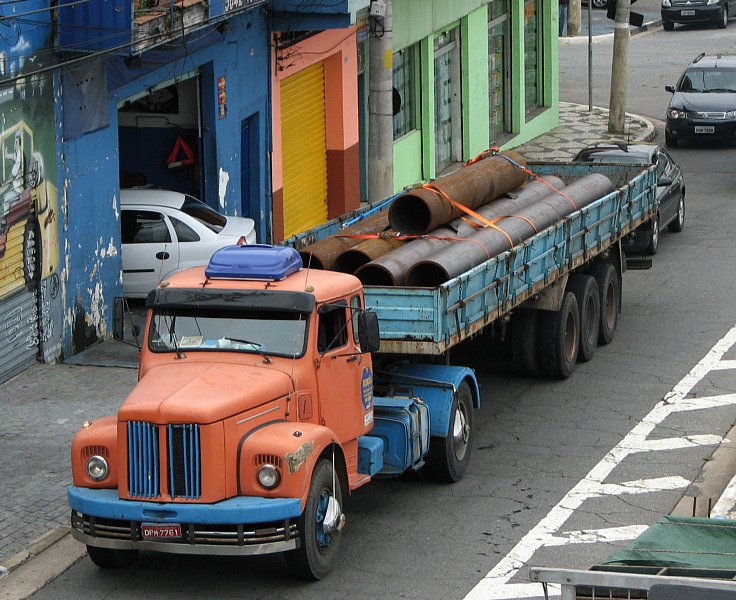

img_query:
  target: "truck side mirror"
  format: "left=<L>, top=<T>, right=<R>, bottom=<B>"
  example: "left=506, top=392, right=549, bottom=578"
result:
left=357, top=311, right=380, bottom=353
left=112, top=297, right=125, bottom=341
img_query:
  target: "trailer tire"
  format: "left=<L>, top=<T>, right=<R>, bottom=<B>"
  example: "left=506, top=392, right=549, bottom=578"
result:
left=424, top=381, right=474, bottom=483
left=285, top=459, right=342, bottom=580
left=538, top=292, right=579, bottom=379
left=511, top=309, right=541, bottom=376
left=592, top=262, right=619, bottom=345
left=86, top=545, right=139, bottom=569
left=567, top=274, right=600, bottom=363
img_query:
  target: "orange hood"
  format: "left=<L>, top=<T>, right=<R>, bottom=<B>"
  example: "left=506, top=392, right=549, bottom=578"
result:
left=118, top=362, right=293, bottom=424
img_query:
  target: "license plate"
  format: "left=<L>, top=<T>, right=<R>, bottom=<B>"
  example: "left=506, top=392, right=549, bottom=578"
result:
left=141, top=523, right=182, bottom=539
left=695, top=126, right=714, bottom=134
left=681, top=9, right=695, bottom=15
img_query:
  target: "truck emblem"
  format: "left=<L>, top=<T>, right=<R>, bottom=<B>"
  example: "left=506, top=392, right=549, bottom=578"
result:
left=285, top=441, right=313, bottom=474
left=361, top=368, right=374, bottom=412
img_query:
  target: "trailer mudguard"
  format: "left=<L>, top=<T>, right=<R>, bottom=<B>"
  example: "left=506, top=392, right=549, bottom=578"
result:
left=381, top=363, right=479, bottom=438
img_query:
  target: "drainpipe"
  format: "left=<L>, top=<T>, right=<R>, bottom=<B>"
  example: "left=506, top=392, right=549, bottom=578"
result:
left=367, top=0, right=393, bottom=202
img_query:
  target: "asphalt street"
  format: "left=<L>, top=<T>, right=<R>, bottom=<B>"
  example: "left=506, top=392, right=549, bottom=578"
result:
left=11, top=17, right=736, bottom=600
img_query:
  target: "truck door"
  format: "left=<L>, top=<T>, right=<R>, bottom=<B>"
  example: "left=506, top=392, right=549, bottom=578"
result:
left=314, top=300, right=371, bottom=442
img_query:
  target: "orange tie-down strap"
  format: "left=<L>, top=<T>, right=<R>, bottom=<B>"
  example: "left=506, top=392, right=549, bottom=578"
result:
left=466, top=148, right=578, bottom=211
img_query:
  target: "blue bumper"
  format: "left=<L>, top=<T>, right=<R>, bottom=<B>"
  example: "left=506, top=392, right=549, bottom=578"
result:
left=68, top=486, right=302, bottom=524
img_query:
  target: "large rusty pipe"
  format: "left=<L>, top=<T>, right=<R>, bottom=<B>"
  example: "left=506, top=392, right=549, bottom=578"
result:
left=355, top=176, right=566, bottom=286
left=332, top=236, right=405, bottom=274
left=297, top=211, right=390, bottom=270
left=406, top=173, right=615, bottom=287
left=387, top=151, right=528, bottom=235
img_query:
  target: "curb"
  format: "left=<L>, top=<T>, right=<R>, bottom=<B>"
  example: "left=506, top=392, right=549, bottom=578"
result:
left=0, top=528, right=69, bottom=577
left=560, top=19, right=663, bottom=45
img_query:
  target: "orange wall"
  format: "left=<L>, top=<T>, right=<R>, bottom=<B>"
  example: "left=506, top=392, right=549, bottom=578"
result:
left=271, top=28, right=360, bottom=242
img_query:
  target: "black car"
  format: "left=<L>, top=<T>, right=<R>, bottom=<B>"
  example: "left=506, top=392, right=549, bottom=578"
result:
left=662, top=0, right=736, bottom=30
left=664, top=54, right=736, bottom=147
left=572, top=142, right=685, bottom=255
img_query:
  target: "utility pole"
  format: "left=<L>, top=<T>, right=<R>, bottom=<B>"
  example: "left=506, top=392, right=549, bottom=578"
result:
left=608, top=0, right=631, bottom=134
left=568, top=0, right=582, bottom=37
left=368, top=0, right=394, bottom=202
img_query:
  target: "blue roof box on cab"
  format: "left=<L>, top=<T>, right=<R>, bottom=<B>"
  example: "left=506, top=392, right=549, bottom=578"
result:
left=205, top=245, right=303, bottom=281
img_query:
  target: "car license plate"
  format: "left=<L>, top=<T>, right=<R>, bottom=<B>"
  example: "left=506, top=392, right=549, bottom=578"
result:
left=141, top=523, right=182, bottom=539
left=694, top=126, right=714, bottom=134
left=681, top=9, right=695, bottom=15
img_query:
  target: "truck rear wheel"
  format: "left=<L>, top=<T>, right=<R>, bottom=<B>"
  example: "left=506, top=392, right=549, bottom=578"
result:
left=592, top=262, right=619, bottom=345
left=511, top=309, right=541, bottom=376
left=424, top=381, right=474, bottom=483
left=538, top=292, right=579, bottom=379
left=86, top=545, right=139, bottom=568
left=567, top=275, right=600, bottom=363
left=285, top=459, right=342, bottom=580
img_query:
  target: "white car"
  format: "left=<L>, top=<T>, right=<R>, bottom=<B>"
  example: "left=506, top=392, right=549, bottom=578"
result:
left=121, top=189, right=257, bottom=298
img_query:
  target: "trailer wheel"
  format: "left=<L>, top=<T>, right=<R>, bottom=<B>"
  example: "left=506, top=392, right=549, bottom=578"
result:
left=511, top=309, right=541, bottom=376
left=592, top=262, right=620, bottom=345
left=567, top=275, right=600, bottom=363
left=538, top=292, right=580, bottom=379
left=285, top=459, right=342, bottom=580
left=424, top=381, right=474, bottom=483
left=86, top=545, right=139, bottom=568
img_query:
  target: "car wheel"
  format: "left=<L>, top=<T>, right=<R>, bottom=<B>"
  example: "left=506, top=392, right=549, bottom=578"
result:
left=663, top=20, right=675, bottom=31
left=665, top=130, right=678, bottom=147
left=592, top=0, right=607, bottom=8
left=668, top=194, right=685, bottom=233
left=644, top=213, right=659, bottom=255
left=718, top=5, right=728, bottom=28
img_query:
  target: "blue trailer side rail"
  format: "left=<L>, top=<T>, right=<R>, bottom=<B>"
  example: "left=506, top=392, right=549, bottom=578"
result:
left=284, top=162, right=657, bottom=355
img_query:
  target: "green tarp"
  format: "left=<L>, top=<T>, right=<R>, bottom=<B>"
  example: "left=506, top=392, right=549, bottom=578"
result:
left=603, top=516, right=736, bottom=571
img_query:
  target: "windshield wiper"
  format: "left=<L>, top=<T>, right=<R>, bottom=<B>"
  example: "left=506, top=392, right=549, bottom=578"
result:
left=221, top=337, right=272, bottom=363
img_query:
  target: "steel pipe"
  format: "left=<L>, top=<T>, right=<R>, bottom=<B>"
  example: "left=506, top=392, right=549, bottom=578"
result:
left=332, top=236, right=405, bottom=274
left=406, top=173, right=615, bottom=287
left=355, top=176, right=566, bottom=286
left=297, top=211, right=390, bottom=270
left=387, top=151, right=528, bottom=236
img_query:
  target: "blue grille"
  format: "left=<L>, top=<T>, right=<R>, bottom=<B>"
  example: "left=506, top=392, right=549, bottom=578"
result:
left=168, top=424, right=201, bottom=499
left=127, top=422, right=160, bottom=498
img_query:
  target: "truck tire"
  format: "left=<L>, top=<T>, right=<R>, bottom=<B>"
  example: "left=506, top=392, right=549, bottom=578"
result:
left=567, top=274, right=600, bottom=363
left=644, top=213, right=659, bottom=255
left=511, top=309, right=540, bottom=376
left=86, top=545, right=139, bottom=568
left=424, top=381, right=474, bottom=483
left=285, top=459, right=342, bottom=580
left=538, top=292, right=579, bottom=379
left=592, top=262, right=619, bottom=345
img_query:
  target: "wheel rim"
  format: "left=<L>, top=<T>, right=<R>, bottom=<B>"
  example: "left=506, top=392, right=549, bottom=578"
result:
left=604, top=281, right=616, bottom=330
left=651, top=215, right=659, bottom=249
left=564, top=310, right=577, bottom=363
left=724, top=7, right=728, bottom=26
left=678, top=198, right=685, bottom=225
left=452, top=400, right=470, bottom=461
left=314, top=490, right=333, bottom=550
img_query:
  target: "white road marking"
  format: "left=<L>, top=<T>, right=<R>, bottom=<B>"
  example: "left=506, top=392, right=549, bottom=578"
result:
left=464, top=324, right=736, bottom=600
left=711, top=472, right=736, bottom=517
left=544, top=525, right=650, bottom=546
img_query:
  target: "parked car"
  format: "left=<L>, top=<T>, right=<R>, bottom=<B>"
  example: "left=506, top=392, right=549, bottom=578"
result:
left=572, top=142, right=685, bottom=255
left=662, top=0, right=736, bottom=30
left=121, top=189, right=257, bottom=297
left=582, top=0, right=608, bottom=8
left=664, top=53, right=736, bottom=147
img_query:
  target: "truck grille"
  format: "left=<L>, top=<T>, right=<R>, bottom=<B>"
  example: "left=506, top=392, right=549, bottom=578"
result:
left=127, top=422, right=160, bottom=498
left=168, top=424, right=201, bottom=499
left=126, top=422, right=201, bottom=499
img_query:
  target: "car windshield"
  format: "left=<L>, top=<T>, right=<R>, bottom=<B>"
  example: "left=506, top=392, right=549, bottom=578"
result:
left=181, top=195, right=227, bottom=233
left=149, top=307, right=308, bottom=357
left=577, top=151, right=649, bottom=164
left=678, top=68, right=736, bottom=93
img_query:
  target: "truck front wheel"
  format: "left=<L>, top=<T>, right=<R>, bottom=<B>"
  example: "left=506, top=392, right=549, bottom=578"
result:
left=424, top=381, right=474, bottom=483
left=86, top=545, right=139, bottom=568
left=286, top=459, right=343, bottom=580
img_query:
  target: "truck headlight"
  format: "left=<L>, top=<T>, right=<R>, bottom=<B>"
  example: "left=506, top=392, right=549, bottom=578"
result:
left=257, top=464, right=281, bottom=489
left=86, top=455, right=109, bottom=481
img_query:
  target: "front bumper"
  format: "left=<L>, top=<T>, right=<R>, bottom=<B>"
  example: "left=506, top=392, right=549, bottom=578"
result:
left=68, top=486, right=302, bottom=556
left=666, top=116, right=736, bottom=141
left=662, top=5, right=722, bottom=25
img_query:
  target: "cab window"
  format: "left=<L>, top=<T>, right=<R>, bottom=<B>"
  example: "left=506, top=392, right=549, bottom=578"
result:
left=318, top=302, right=348, bottom=354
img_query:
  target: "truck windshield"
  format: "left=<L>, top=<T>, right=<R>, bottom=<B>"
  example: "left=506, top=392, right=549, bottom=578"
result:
left=149, top=308, right=308, bottom=357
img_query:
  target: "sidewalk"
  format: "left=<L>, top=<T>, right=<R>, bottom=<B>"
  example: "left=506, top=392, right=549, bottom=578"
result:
left=0, top=102, right=662, bottom=593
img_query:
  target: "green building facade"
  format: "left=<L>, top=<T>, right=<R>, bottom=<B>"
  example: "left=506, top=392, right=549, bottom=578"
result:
left=389, top=0, right=560, bottom=191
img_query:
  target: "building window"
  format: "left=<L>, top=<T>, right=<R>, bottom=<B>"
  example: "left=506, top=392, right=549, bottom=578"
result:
left=434, top=27, right=462, bottom=173
left=524, top=0, right=543, bottom=116
left=393, top=45, right=419, bottom=140
left=489, top=1, right=510, bottom=143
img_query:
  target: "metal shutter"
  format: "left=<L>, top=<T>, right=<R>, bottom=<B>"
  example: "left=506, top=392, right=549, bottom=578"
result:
left=280, top=61, right=328, bottom=239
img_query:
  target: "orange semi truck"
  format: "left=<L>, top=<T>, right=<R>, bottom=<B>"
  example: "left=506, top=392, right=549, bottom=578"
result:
left=68, top=244, right=479, bottom=579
